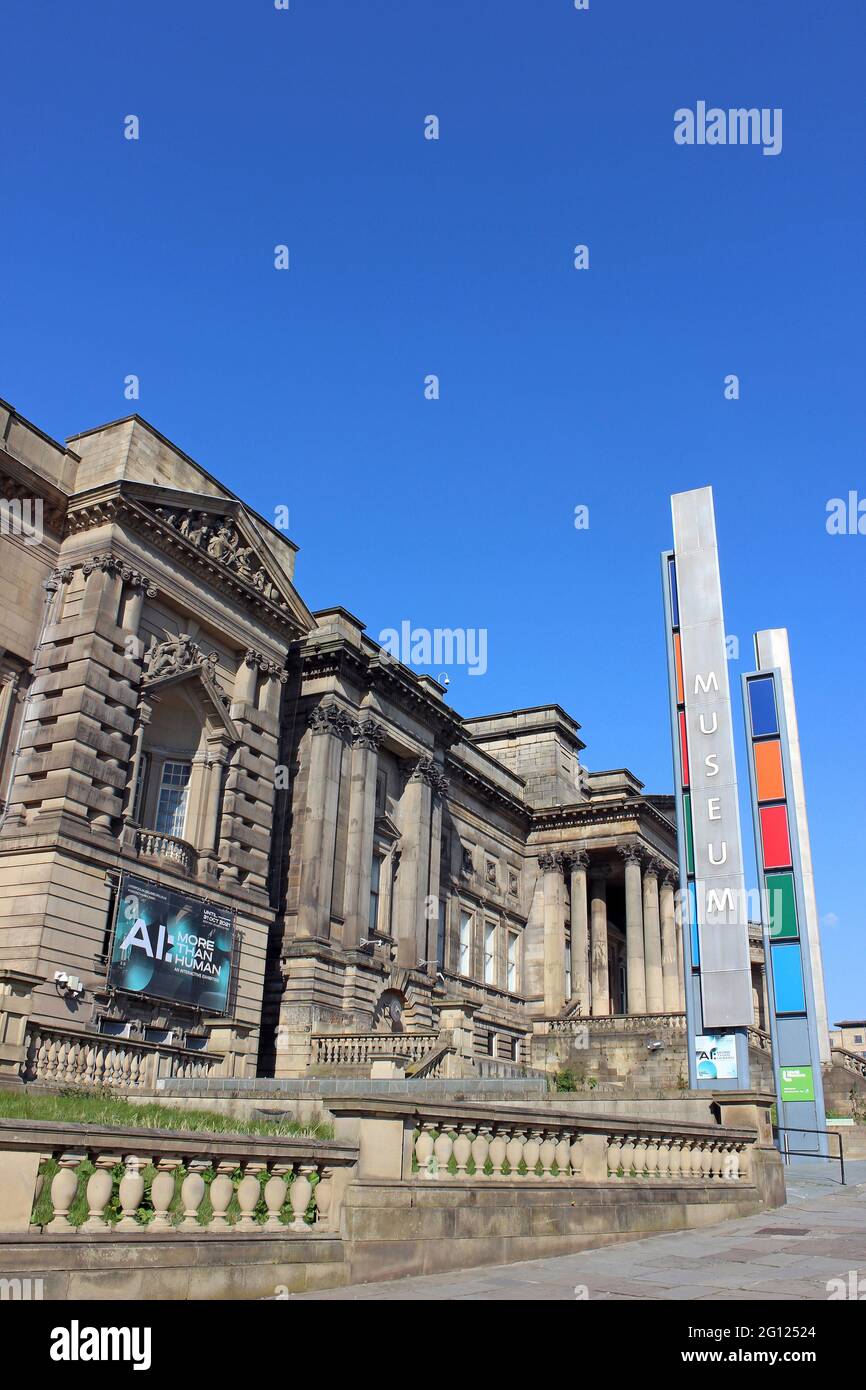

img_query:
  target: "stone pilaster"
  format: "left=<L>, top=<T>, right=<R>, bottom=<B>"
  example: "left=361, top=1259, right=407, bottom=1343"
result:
left=619, top=843, right=647, bottom=1015
left=642, top=857, right=664, bottom=1013
left=565, top=847, right=589, bottom=1011
left=589, top=864, right=610, bottom=1016
left=660, top=871, right=680, bottom=1012
left=394, top=755, right=446, bottom=968
left=539, top=850, right=566, bottom=1016
left=343, top=718, right=385, bottom=949
left=295, top=702, right=355, bottom=941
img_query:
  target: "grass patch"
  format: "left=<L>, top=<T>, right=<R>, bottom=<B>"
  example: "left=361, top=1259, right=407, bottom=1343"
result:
left=0, top=1089, right=332, bottom=1141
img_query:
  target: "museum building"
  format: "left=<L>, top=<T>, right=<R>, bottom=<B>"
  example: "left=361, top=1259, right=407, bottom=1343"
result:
left=0, top=402, right=768, bottom=1084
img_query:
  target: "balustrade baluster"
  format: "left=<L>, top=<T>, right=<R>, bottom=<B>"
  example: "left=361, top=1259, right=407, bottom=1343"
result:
left=289, top=1165, right=315, bottom=1230
left=505, top=1128, right=526, bottom=1178
left=150, top=1160, right=180, bottom=1229
left=633, top=1136, right=648, bottom=1177
left=488, top=1128, right=508, bottom=1178
left=657, top=1138, right=671, bottom=1179
left=433, top=1127, right=454, bottom=1177
left=569, top=1134, right=584, bottom=1178
left=523, top=1129, right=542, bottom=1179
left=644, top=1138, right=660, bottom=1178
left=117, top=1155, right=148, bottom=1230
left=538, top=1132, right=557, bottom=1179
left=620, top=1135, right=636, bottom=1176
left=554, top=1132, right=572, bottom=1178
left=208, top=1162, right=236, bottom=1229
left=607, top=1135, right=623, bottom=1178
left=414, top=1123, right=436, bottom=1176
left=236, top=1162, right=266, bottom=1230
left=46, top=1153, right=85, bottom=1232
left=83, top=1154, right=121, bottom=1232
left=314, top=1166, right=334, bottom=1228
left=452, top=1125, right=473, bottom=1178
left=264, top=1164, right=291, bottom=1224
left=470, top=1125, right=491, bottom=1178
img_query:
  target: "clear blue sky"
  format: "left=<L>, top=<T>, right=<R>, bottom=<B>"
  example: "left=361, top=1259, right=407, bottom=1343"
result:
left=2, top=1, right=863, bottom=1021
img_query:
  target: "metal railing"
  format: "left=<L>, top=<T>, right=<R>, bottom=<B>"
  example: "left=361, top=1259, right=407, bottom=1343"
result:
left=777, top=1125, right=846, bottom=1185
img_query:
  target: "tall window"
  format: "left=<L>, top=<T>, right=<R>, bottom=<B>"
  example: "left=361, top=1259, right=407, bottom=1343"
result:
left=369, top=855, right=382, bottom=933
left=155, top=760, right=191, bottom=837
left=484, top=919, right=497, bottom=986
left=436, top=900, right=447, bottom=969
left=458, top=910, right=472, bottom=976
left=506, top=930, right=519, bottom=992
left=565, top=939, right=571, bottom=1002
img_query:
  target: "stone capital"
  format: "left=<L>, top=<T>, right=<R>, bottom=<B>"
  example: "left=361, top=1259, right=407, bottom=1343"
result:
left=563, top=846, right=589, bottom=873
left=355, top=717, right=386, bottom=752
left=537, top=850, right=564, bottom=874
left=308, top=702, right=357, bottom=742
left=617, top=842, right=643, bottom=867
left=407, top=754, right=448, bottom=797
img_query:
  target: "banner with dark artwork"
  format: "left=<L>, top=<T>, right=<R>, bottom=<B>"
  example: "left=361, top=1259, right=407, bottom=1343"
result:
left=108, top=874, right=234, bottom=1013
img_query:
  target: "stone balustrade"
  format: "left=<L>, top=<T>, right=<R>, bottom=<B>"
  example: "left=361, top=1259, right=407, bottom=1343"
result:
left=535, top=1012, right=688, bottom=1037
left=410, top=1115, right=747, bottom=1182
left=135, top=828, right=197, bottom=874
left=832, top=1046, right=866, bottom=1080
left=311, top=1031, right=438, bottom=1069
left=328, top=1096, right=768, bottom=1192
left=0, top=1119, right=358, bottom=1236
left=21, top=1027, right=225, bottom=1090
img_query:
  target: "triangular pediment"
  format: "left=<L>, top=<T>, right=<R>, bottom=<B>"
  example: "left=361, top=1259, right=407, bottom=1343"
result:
left=75, top=481, right=316, bottom=638
left=374, top=811, right=402, bottom=843
left=142, top=640, right=240, bottom=741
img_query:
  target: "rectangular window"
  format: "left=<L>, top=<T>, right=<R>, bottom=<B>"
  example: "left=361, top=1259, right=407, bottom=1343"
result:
left=155, top=760, right=191, bottom=837
left=437, top=899, right=447, bottom=969
left=369, top=855, right=382, bottom=933
left=484, top=920, right=497, bottom=985
left=506, top=931, right=519, bottom=992
left=565, top=937, right=571, bottom=1001
left=459, top=910, right=472, bottom=976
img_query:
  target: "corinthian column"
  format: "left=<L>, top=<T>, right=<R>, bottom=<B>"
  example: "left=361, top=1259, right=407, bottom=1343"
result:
left=642, top=857, right=664, bottom=1013
left=565, top=848, right=589, bottom=1012
left=660, top=871, right=680, bottom=1012
left=589, top=864, right=610, bottom=1016
left=539, top=851, right=566, bottom=1015
left=296, top=703, right=356, bottom=941
left=343, top=718, right=385, bottom=949
left=619, top=844, right=647, bottom=1015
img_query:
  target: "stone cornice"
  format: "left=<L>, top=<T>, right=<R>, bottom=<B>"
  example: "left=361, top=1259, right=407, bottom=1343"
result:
left=530, top=795, right=678, bottom=843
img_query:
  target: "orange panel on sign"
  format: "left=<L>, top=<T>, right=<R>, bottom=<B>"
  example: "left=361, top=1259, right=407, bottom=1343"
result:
left=755, top=739, right=785, bottom=802
left=674, top=633, right=684, bottom=705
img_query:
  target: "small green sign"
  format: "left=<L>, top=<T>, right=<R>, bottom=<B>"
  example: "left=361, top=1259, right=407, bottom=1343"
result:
left=780, top=1065, right=815, bottom=1102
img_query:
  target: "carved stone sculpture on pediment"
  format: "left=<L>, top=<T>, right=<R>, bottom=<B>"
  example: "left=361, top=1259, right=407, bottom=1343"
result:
left=143, top=633, right=218, bottom=682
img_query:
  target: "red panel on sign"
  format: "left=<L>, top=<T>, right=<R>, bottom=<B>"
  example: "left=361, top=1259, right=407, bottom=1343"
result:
left=760, top=804, right=792, bottom=869
left=678, top=711, right=690, bottom=788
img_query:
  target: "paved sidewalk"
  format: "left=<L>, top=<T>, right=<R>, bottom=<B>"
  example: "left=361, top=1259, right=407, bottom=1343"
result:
left=295, top=1161, right=866, bottom=1301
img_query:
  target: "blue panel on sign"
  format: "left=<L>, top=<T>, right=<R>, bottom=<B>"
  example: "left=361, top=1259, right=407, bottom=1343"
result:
left=748, top=676, right=779, bottom=737
left=772, top=942, right=806, bottom=1014
left=688, top=880, right=699, bottom=966
left=668, top=557, right=679, bottom=628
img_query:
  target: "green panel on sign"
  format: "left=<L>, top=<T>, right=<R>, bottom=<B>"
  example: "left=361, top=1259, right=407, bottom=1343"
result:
left=683, top=792, right=695, bottom=875
left=780, top=1065, right=815, bottom=1102
left=766, top=872, right=798, bottom=939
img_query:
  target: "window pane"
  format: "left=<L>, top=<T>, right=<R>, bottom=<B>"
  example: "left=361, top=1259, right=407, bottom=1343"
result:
left=155, top=761, right=191, bottom=837
left=459, top=911, right=472, bottom=975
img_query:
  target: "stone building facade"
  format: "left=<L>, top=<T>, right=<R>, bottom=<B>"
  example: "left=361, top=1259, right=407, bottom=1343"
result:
left=0, top=401, right=758, bottom=1083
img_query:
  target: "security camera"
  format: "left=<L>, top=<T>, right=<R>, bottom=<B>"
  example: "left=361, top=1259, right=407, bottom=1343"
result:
left=646, top=1040, right=664, bottom=1052
left=54, top=971, right=69, bottom=987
